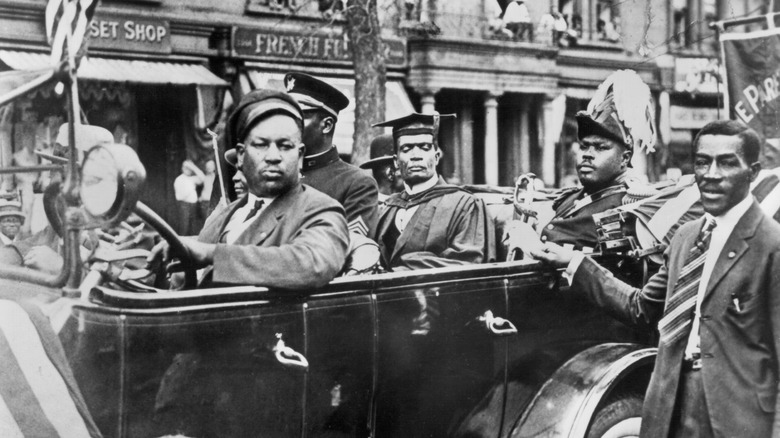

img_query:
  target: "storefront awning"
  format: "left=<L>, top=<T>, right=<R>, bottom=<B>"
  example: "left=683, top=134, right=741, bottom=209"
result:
left=0, top=50, right=227, bottom=86
left=242, top=69, right=415, bottom=156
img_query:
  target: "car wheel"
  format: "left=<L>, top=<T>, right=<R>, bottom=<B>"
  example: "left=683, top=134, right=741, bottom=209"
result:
left=586, top=392, right=643, bottom=438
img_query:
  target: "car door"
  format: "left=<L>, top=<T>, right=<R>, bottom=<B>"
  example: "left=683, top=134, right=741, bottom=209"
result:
left=372, top=267, right=510, bottom=438
left=67, top=288, right=307, bottom=438
left=303, top=289, right=375, bottom=437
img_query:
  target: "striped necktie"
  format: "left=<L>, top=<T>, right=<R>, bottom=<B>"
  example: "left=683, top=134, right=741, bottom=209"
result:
left=657, top=217, right=717, bottom=344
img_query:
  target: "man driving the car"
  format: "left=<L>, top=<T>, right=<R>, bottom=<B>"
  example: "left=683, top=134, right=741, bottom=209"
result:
left=148, top=89, right=349, bottom=290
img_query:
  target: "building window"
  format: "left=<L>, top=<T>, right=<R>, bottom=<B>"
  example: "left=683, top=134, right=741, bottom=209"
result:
left=558, top=0, right=621, bottom=44
left=245, top=0, right=323, bottom=16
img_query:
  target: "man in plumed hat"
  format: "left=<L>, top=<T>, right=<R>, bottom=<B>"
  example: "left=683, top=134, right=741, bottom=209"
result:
left=359, top=133, right=403, bottom=207
left=284, top=72, right=379, bottom=237
left=148, top=88, right=349, bottom=290
left=507, top=70, right=655, bottom=285
left=372, top=112, right=494, bottom=270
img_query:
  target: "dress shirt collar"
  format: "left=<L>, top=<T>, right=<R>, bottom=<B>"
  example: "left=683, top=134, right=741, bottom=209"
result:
left=404, top=174, right=438, bottom=196
left=704, top=194, right=753, bottom=233
left=0, top=233, right=11, bottom=246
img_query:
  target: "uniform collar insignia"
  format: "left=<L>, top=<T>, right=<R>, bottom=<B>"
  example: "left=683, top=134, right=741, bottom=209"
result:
left=302, top=146, right=340, bottom=171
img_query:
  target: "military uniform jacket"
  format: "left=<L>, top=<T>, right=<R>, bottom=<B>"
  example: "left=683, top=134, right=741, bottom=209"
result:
left=375, top=177, right=495, bottom=271
left=572, top=201, right=780, bottom=438
left=302, top=146, right=379, bottom=236
left=197, top=183, right=349, bottom=289
left=540, top=183, right=627, bottom=252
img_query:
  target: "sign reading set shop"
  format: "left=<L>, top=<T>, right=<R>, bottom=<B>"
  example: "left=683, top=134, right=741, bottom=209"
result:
left=88, top=13, right=171, bottom=54
left=232, top=27, right=405, bottom=66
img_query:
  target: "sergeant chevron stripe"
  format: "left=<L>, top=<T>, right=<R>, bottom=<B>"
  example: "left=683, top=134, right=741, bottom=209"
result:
left=658, top=218, right=716, bottom=344
left=348, top=217, right=369, bottom=236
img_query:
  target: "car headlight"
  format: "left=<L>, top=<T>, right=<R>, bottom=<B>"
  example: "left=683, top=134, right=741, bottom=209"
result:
left=80, top=143, right=146, bottom=227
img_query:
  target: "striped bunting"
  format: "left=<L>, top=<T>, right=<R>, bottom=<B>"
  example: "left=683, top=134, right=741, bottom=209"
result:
left=658, top=218, right=716, bottom=344
left=0, top=299, right=101, bottom=437
left=46, top=0, right=98, bottom=66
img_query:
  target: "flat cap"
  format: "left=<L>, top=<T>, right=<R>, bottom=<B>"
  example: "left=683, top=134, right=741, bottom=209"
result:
left=226, top=88, right=303, bottom=149
left=284, top=72, right=349, bottom=118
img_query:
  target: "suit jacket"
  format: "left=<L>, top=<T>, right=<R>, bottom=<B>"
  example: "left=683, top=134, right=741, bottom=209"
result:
left=572, top=200, right=780, bottom=437
left=375, top=178, right=495, bottom=270
left=198, top=183, right=349, bottom=290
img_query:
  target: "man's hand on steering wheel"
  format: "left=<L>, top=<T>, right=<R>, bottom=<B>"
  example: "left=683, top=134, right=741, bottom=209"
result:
left=146, top=237, right=216, bottom=273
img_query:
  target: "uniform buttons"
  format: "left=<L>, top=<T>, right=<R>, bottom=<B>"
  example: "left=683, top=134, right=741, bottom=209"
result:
left=259, top=232, right=268, bottom=239
left=547, top=224, right=554, bottom=230
left=728, top=251, right=736, bottom=258
left=541, top=235, right=548, bottom=241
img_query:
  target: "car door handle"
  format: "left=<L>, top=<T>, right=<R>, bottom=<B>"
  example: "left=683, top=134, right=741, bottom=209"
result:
left=273, top=333, right=309, bottom=369
left=478, top=310, right=518, bottom=336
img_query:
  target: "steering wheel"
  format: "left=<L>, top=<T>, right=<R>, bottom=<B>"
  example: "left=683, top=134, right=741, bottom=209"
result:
left=133, top=201, right=198, bottom=289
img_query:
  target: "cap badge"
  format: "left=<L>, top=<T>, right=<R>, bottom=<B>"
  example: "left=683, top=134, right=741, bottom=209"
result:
left=286, top=78, right=295, bottom=92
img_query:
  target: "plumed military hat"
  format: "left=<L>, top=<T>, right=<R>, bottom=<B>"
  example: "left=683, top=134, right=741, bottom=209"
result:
left=359, top=134, right=394, bottom=169
left=576, top=69, right=656, bottom=166
left=373, top=112, right=456, bottom=150
left=284, top=72, right=349, bottom=118
left=226, top=88, right=304, bottom=150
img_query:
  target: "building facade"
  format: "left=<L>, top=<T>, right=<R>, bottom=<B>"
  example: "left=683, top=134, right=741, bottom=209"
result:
left=0, top=0, right=770, bottom=232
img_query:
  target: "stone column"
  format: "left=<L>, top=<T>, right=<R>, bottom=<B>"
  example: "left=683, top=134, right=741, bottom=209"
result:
left=519, top=97, right=531, bottom=175
left=420, top=90, right=437, bottom=114
left=540, top=94, right=556, bottom=187
left=458, top=104, right=474, bottom=184
left=484, top=92, right=501, bottom=186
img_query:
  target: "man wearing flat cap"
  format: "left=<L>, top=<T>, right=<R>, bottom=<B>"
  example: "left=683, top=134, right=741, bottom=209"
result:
left=360, top=133, right=403, bottom=207
left=0, top=199, right=25, bottom=246
left=149, top=89, right=349, bottom=289
left=373, top=112, right=495, bottom=270
left=285, top=72, right=379, bottom=237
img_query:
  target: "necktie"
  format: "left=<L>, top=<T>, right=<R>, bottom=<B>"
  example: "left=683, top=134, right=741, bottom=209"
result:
left=244, top=199, right=264, bottom=222
left=657, top=217, right=717, bottom=344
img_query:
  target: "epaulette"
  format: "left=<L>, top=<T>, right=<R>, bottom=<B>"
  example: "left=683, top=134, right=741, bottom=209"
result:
left=552, top=186, right=580, bottom=211
left=622, top=179, right=659, bottom=205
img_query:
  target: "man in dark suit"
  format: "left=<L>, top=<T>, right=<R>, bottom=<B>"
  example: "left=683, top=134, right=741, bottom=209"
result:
left=533, top=120, right=780, bottom=437
left=149, top=89, right=349, bottom=290
left=284, top=72, right=379, bottom=237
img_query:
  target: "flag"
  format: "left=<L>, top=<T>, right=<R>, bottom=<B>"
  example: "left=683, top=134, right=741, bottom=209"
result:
left=721, top=26, right=780, bottom=138
left=45, top=0, right=98, bottom=67
left=0, top=292, right=102, bottom=437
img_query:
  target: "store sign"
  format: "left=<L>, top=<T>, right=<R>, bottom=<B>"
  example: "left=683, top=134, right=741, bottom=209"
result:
left=674, top=57, right=720, bottom=94
left=88, top=13, right=171, bottom=54
left=669, top=105, right=720, bottom=129
left=232, top=27, right=406, bottom=66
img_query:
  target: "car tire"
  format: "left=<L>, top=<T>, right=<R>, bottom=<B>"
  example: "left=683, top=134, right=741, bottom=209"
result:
left=586, top=392, right=643, bottom=438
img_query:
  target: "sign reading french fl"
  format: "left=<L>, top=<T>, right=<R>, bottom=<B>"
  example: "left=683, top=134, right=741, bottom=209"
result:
left=232, top=27, right=406, bottom=66
left=88, top=13, right=171, bottom=54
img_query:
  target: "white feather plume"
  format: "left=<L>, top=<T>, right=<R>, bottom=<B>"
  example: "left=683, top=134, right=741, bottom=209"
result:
left=587, top=69, right=657, bottom=154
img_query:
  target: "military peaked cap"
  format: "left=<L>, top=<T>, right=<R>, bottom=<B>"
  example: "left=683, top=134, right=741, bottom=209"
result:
left=284, top=72, right=349, bottom=118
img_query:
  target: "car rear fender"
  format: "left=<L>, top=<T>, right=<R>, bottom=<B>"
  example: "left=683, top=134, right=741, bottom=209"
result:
left=509, top=342, right=656, bottom=438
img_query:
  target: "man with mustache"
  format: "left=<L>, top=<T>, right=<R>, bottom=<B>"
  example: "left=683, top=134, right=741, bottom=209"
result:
left=372, top=112, right=494, bottom=270
left=148, top=89, right=349, bottom=289
left=532, top=119, right=780, bottom=438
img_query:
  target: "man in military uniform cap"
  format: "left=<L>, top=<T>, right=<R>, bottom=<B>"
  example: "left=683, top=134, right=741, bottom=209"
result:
left=540, top=70, right=656, bottom=253
left=284, top=72, right=379, bottom=237
left=359, top=133, right=403, bottom=207
left=373, top=112, right=494, bottom=270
